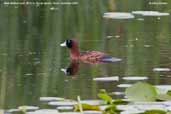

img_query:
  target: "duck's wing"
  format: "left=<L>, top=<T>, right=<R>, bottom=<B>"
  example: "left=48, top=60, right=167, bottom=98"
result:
left=80, top=51, right=121, bottom=63
left=80, top=51, right=105, bottom=59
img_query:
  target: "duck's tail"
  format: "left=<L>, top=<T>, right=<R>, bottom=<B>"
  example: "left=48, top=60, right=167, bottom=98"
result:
left=101, top=56, right=122, bottom=62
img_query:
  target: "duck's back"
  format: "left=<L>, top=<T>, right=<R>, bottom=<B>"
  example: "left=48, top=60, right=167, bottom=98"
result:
left=80, top=51, right=122, bottom=64
left=79, top=51, right=105, bottom=63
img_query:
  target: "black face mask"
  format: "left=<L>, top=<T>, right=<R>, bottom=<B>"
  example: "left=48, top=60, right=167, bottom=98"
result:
left=66, top=40, right=73, bottom=48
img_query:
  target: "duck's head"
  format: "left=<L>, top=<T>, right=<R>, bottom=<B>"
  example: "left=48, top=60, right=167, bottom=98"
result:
left=60, top=39, right=75, bottom=48
left=60, top=39, right=80, bottom=59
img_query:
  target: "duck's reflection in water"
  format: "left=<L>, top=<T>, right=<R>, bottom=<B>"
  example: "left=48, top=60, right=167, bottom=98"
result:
left=61, top=58, right=122, bottom=76
left=61, top=60, right=79, bottom=76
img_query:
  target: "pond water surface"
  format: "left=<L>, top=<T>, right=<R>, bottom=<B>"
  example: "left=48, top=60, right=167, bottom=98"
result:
left=0, top=0, right=171, bottom=113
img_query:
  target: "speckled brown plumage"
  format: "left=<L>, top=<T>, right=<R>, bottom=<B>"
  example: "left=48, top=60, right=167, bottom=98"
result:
left=61, top=39, right=122, bottom=64
left=79, top=51, right=107, bottom=64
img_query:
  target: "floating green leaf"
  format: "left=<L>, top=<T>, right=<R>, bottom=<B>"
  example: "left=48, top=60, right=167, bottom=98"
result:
left=74, top=103, right=100, bottom=111
left=112, top=99, right=128, bottom=105
left=167, top=90, right=171, bottom=96
left=125, top=82, right=157, bottom=101
left=143, top=109, right=166, bottom=114
left=98, top=93, right=113, bottom=104
left=98, top=89, right=113, bottom=104
left=102, top=104, right=117, bottom=114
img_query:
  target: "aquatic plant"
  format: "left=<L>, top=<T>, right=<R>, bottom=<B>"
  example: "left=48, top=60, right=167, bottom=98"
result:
left=143, top=109, right=166, bottom=114
left=74, top=103, right=100, bottom=111
left=126, top=82, right=171, bottom=101
left=74, top=96, right=101, bottom=112
left=97, top=89, right=128, bottom=114
left=125, top=82, right=157, bottom=101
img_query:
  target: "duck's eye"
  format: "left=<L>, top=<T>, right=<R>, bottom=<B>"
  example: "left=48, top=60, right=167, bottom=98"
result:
left=66, top=67, right=72, bottom=75
left=66, top=40, right=73, bottom=48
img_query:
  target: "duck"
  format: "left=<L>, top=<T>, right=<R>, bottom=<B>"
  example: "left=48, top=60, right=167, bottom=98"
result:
left=60, top=39, right=122, bottom=64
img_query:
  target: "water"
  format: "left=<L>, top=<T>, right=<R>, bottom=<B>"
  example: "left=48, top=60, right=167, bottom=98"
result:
left=0, top=0, right=171, bottom=112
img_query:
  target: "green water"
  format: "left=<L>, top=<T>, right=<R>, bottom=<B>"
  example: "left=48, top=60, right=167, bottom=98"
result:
left=0, top=0, right=171, bottom=110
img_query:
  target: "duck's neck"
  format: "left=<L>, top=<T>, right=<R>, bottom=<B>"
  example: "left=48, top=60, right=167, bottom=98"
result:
left=70, top=46, right=80, bottom=60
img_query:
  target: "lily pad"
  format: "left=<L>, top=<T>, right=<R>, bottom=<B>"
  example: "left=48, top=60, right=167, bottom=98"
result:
left=18, top=106, right=39, bottom=111
left=40, top=97, right=65, bottom=101
left=132, top=11, right=169, bottom=16
left=83, top=111, right=102, bottom=114
left=117, top=84, right=132, bottom=88
left=125, top=82, right=157, bottom=101
left=48, top=101, right=77, bottom=106
left=120, top=110, right=144, bottom=114
left=0, top=110, right=4, bottom=114
left=93, top=76, right=119, bottom=82
left=57, top=106, right=73, bottom=111
left=153, top=68, right=171, bottom=72
left=7, top=109, right=20, bottom=113
left=112, top=92, right=124, bottom=95
left=117, top=104, right=166, bottom=112
left=103, top=12, right=135, bottom=19
left=123, top=76, right=148, bottom=81
left=26, top=109, right=59, bottom=114
left=156, top=85, right=171, bottom=94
